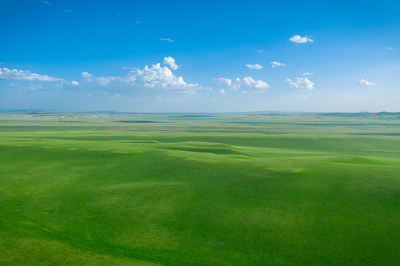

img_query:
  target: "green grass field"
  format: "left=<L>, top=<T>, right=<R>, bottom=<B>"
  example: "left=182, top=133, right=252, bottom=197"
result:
left=1, top=112, right=400, bottom=265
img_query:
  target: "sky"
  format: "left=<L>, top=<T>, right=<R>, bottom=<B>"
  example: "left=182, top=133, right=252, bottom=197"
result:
left=1, top=0, right=400, bottom=112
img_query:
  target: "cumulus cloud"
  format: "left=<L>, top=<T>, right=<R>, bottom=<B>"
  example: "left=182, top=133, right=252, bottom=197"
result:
left=135, top=63, right=196, bottom=89
left=81, top=72, right=93, bottom=79
left=286, top=77, right=314, bottom=90
left=271, top=61, right=286, bottom=68
left=214, top=76, right=269, bottom=93
left=160, top=37, right=174, bottom=43
left=245, top=64, right=263, bottom=70
left=289, top=35, right=314, bottom=43
left=163, top=56, right=178, bottom=70
left=0, top=67, right=65, bottom=82
left=71, top=81, right=79, bottom=86
left=214, top=78, right=232, bottom=87
left=242, top=76, right=269, bottom=89
left=359, top=79, right=376, bottom=86
left=82, top=58, right=199, bottom=94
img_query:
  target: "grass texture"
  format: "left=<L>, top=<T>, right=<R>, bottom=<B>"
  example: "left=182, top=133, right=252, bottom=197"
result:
left=0, top=113, right=399, bottom=265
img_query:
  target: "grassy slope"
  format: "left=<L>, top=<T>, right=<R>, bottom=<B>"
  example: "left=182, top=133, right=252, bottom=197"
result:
left=0, top=113, right=400, bottom=265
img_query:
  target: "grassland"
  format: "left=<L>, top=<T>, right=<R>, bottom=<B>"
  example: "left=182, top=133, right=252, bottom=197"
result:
left=0, top=112, right=399, bottom=265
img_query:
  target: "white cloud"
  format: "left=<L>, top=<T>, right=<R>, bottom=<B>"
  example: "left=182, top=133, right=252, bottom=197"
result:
left=81, top=71, right=126, bottom=86
left=289, top=35, right=314, bottom=44
left=82, top=59, right=200, bottom=94
left=242, top=76, right=269, bottom=89
left=245, top=64, right=263, bottom=70
left=271, top=61, right=286, bottom=68
left=214, top=78, right=232, bottom=87
left=219, top=89, right=226, bottom=95
left=82, top=73, right=121, bottom=86
left=286, top=77, right=314, bottom=90
left=386, top=47, right=393, bottom=50
left=135, top=63, right=197, bottom=90
left=9, top=83, right=43, bottom=91
left=257, top=49, right=265, bottom=53
left=160, top=37, right=174, bottom=43
left=359, top=79, right=376, bottom=86
left=302, top=72, right=314, bottom=76
left=98, top=77, right=122, bottom=86
left=214, top=76, right=269, bottom=93
left=163, top=56, right=178, bottom=70
left=71, top=81, right=79, bottom=86
left=0, top=67, right=65, bottom=82
left=81, top=72, right=93, bottom=79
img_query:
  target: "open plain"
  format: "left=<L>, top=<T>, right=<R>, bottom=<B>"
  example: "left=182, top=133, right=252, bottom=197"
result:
left=0, top=113, right=400, bottom=265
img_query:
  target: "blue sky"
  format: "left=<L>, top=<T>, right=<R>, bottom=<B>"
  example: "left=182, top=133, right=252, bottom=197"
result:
left=1, top=0, right=400, bottom=112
